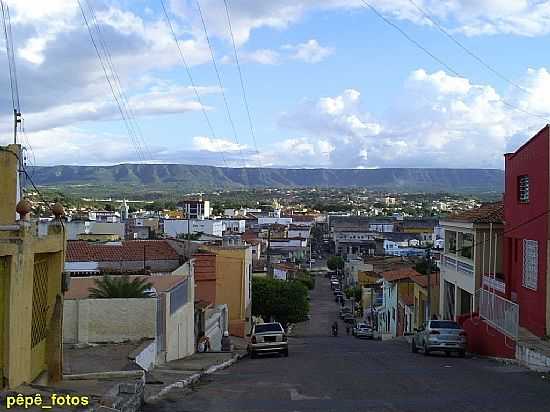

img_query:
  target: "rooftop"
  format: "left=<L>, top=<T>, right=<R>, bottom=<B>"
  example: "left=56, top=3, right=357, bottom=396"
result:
left=443, top=202, right=504, bottom=224
left=382, top=267, right=422, bottom=282
left=66, top=240, right=180, bottom=262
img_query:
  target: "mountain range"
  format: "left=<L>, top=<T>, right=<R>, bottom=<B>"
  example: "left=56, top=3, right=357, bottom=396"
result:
left=28, top=164, right=504, bottom=194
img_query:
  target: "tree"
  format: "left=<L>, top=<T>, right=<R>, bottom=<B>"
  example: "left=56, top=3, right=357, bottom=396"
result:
left=88, top=275, right=155, bottom=298
left=296, top=270, right=315, bottom=290
left=327, top=256, right=344, bottom=271
left=414, top=257, right=438, bottom=275
left=252, top=278, right=309, bottom=326
left=344, top=286, right=362, bottom=302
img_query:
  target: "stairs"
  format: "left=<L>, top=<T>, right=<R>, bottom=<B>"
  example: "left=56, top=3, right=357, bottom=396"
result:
left=516, top=327, right=550, bottom=372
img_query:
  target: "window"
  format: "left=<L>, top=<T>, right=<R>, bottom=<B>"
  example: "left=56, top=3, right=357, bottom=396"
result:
left=523, top=239, right=538, bottom=290
left=458, top=232, right=473, bottom=260
left=445, top=230, right=457, bottom=254
left=254, top=323, right=283, bottom=333
left=518, top=175, right=530, bottom=203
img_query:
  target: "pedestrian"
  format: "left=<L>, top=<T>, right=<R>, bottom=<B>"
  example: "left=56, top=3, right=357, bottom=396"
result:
left=346, top=325, right=350, bottom=336
left=221, top=330, right=232, bottom=352
left=197, top=333, right=211, bottom=353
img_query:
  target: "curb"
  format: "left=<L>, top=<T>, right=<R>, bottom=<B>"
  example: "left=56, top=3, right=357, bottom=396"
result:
left=145, top=352, right=247, bottom=403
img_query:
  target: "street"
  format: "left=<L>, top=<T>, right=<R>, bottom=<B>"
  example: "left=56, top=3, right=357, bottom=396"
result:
left=145, top=275, right=550, bottom=412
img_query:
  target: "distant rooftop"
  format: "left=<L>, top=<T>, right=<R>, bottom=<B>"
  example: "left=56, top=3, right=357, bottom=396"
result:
left=67, top=240, right=180, bottom=262
left=443, top=202, right=503, bottom=224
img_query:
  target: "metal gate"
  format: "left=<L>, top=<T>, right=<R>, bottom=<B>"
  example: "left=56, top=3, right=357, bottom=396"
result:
left=156, top=293, right=166, bottom=354
left=31, top=256, right=49, bottom=348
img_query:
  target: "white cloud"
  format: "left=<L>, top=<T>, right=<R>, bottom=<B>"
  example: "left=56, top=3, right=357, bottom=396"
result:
left=239, top=49, right=281, bottom=65
left=277, top=68, right=550, bottom=169
left=192, top=136, right=248, bottom=152
left=282, top=39, right=334, bottom=63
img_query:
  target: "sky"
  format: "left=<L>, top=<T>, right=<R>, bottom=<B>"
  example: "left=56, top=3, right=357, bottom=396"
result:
left=1, top=0, right=550, bottom=169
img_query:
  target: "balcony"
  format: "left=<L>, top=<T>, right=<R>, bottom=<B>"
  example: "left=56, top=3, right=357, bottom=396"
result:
left=442, top=255, right=474, bottom=277
left=476, top=288, right=519, bottom=339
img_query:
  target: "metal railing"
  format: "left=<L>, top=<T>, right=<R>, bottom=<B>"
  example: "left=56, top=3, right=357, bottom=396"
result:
left=475, top=289, right=519, bottom=339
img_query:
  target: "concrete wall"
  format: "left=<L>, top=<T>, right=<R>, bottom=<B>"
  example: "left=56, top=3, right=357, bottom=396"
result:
left=97, top=259, right=180, bottom=273
left=164, top=295, right=194, bottom=362
left=63, top=299, right=156, bottom=344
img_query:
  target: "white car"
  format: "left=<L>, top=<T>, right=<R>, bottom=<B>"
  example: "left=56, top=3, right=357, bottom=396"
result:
left=353, top=323, right=374, bottom=339
left=248, top=322, right=288, bottom=358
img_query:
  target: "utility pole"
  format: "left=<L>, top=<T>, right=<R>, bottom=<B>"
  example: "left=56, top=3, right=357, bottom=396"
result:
left=309, top=240, right=312, bottom=271
left=266, top=227, right=272, bottom=277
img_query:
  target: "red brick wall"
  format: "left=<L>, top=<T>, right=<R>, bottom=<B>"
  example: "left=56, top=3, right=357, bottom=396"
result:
left=193, top=253, right=217, bottom=305
left=504, top=125, right=549, bottom=337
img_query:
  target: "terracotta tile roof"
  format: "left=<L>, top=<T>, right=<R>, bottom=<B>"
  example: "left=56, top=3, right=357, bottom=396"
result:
left=382, top=267, right=422, bottom=282
left=410, top=272, right=440, bottom=288
left=67, top=240, right=179, bottom=262
left=65, top=275, right=187, bottom=299
left=444, top=202, right=503, bottom=224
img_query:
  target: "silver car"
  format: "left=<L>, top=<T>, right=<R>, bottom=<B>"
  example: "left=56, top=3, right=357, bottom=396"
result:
left=411, top=320, right=467, bottom=357
left=353, top=322, right=374, bottom=339
left=248, top=322, right=288, bottom=358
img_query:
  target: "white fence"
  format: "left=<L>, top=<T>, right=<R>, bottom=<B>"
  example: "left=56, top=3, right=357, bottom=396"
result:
left=476, top=289, right=519, bottom=339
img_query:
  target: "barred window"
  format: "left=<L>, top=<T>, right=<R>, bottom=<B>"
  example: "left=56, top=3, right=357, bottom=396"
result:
left=522, top=239, right=538, bottom=290
left=518, top=175, right=530, bottom=203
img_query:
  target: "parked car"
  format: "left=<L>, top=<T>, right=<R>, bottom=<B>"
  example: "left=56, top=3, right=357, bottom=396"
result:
left=248, top=322, right=288, bottom=358
left=353, top=323, right=374, bottom=339
left=411, top=320, right=467, bottom=357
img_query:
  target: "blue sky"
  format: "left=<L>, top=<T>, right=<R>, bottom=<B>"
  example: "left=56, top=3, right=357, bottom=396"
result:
left=2, top=0, right=550, bottom=169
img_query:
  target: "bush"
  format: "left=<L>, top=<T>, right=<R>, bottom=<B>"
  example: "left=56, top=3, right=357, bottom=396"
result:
left=296, top=270, right=315, bottom=290
left=327, top=256, right=344, bottom=271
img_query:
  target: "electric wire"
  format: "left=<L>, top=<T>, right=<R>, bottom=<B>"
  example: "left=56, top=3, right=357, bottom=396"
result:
left=359, top=0, right=550, bottom=124
left=84, top=0, right=152, bottom=160
left=77, top=0, right=146, bottom=161
left=222, top=0, right=262, bottom=167
left=196, top=0, right=245, bottom=166
left=159, top=0, right=228, bottom=167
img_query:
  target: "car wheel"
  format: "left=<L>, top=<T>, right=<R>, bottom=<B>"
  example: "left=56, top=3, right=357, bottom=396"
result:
left=423, top=341, right=430, bottom=356
left=459, top=350, right=466, bottom=358
left=411, top=339, right=418, bottom=353
left=445, top=351, right=450, bottom=357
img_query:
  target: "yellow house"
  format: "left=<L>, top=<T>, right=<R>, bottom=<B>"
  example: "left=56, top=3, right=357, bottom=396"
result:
left=411, top=273, right=440, bottom=329
left=206, top=245, right=252, bottom=337
left=0, top=144, right=66, bottom=389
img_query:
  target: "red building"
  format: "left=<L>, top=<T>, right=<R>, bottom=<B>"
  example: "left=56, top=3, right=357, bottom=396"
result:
left=504, top=125, right=550, bottom=337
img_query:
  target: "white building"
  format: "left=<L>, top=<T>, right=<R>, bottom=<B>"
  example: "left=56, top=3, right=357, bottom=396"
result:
left=258, top=217, right=293, bottom=226
left=288, top=225, right=311, bottom=239
left=221, top=219, right=246, bottom=234
left=164, top=219, right=223, bottom=238
left=181, top=200, right=210, bottom=219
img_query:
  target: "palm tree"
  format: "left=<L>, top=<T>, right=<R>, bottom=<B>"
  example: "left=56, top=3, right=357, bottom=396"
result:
left=88, top=275, right=155, bottom=299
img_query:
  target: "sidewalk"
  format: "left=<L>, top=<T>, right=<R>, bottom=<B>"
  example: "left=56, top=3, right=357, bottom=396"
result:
left=144, top=347, right=247, bottom=404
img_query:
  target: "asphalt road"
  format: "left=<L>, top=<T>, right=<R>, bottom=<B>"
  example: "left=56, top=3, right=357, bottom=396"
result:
left=145, top=275, right=550, bottom=412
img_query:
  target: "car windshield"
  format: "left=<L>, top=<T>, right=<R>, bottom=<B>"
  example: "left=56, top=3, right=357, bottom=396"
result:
left=254, top=323, right=283, bottom=333
left=430, top=321, right=460, bottom=329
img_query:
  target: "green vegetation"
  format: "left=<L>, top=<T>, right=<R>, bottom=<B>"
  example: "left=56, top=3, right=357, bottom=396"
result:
left=327, top=256, right=345, bottom=271
left=88, top=275, right=155, bottom=299
left=252, top=278, right=309, bottom=327
left=296, top=270, right=315, bottom=290
left=344, top=286, right=362, bottom=302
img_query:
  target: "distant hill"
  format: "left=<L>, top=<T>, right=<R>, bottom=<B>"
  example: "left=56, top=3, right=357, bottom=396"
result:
left=28, top=164, right=504, bottom=194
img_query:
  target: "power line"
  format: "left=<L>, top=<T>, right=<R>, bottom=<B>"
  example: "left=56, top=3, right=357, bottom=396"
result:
left=77, top=0, right=146, bottom=161
left=159, top=0, right=228, bottom=167
left=407, top=0, right=529, bottom=96
left=196, top=0, right=245, bottom=167
left=222, top=0, right=262, bottom=167
left=84, top=0, right=153, bottom=161
left=359, top=0, right=550, bottom=124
